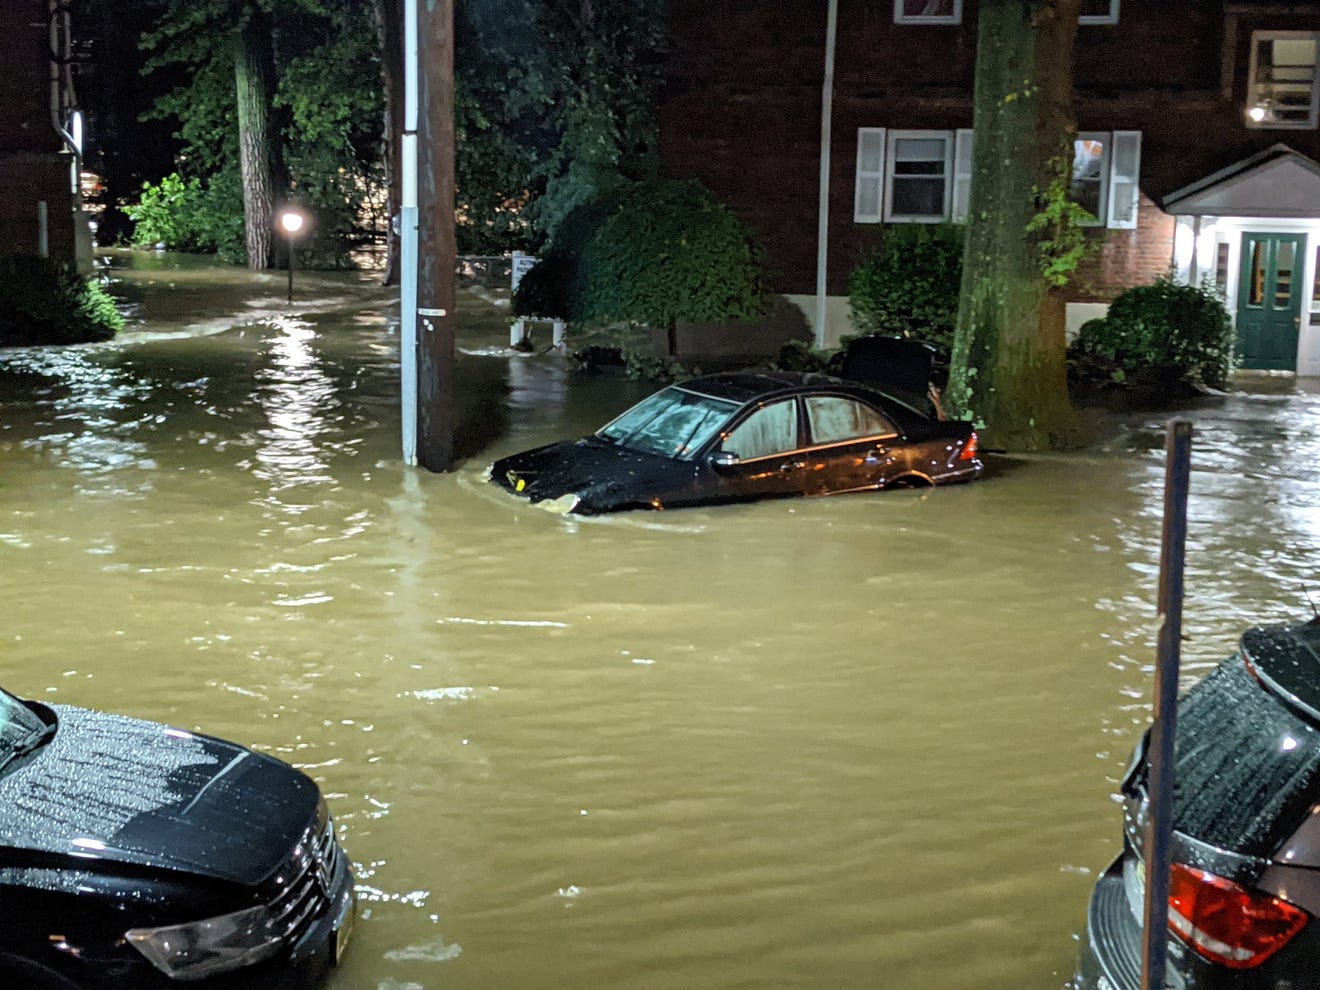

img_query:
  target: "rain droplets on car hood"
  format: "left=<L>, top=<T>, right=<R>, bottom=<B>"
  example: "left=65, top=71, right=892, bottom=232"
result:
left=0, top=705, right=317, bottom=885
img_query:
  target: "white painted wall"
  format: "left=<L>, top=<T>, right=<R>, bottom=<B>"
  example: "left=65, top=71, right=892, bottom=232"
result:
left=1065, top=302, right=1110, bottom=342
left=785, top=294, right=854, bottom=350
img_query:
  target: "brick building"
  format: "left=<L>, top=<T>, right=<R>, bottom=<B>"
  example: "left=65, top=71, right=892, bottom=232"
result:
left=0, top=0, right=88, bottom=270
left=659, top=0, right=1320, bottom=373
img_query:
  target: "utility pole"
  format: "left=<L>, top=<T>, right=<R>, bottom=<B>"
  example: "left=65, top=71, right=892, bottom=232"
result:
left=403, top=0, right=455, bottom=471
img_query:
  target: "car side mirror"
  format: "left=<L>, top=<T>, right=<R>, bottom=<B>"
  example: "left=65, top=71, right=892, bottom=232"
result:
left=709, top=451, right=739, bottom=469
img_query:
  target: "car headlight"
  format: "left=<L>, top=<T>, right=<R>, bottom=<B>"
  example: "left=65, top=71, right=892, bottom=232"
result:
left=126, top=904, right=284, bottom=980
left=541, top=492, right=581, bottom=514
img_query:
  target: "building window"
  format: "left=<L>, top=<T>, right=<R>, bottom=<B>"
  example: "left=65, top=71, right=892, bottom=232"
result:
left=886, top=131, right=953, bottom=222
left=1312, top=244, right=1320, bottom=311
left=1069, top=131, right=1142, bottom=229
left=1078, top=0, right=1119, bottom=25
left=1246, top=32, right=1320, bottom=129
left=1216, top=243, right=1231, bottom=299
left=855, top=128, right=1138, bottom=227
left=1072, top=133, right=1111, bottom=223
left=894, top=0, right=961, bottom=25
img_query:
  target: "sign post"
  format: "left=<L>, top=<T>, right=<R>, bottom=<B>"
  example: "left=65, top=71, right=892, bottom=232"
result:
left=1141, top=419, right=1193, bottom=990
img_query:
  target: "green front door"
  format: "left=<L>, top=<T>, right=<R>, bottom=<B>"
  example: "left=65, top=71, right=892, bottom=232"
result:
left=1237, top=232, right=1305, bottom=370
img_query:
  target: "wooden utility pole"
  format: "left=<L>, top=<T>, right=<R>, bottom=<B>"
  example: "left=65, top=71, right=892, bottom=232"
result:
left=414, top=0, right=455, bottom=471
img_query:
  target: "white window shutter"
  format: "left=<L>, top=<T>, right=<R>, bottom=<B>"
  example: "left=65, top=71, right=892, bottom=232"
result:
left=1106, top=130, right=1142, bottom=229
left=854, top=127, right=886, bottom=223
left=951, top=128, right=974, bottom=222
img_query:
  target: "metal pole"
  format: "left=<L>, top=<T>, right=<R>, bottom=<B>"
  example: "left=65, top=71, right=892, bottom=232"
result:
left=814, top=0, right=838, bottom=350
left=399, top=0, right=420, bottom=465
left=286, top=232, right=294, bottom=304
left=1141, top=419, right=1193, bottom=990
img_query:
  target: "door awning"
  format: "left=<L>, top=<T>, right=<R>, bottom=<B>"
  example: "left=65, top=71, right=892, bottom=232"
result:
left=1163, top=144, right=1320, bottom=218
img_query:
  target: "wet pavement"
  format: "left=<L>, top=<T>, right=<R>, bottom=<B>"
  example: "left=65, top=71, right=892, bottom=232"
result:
left=2, top=252, right=1320, bottom=989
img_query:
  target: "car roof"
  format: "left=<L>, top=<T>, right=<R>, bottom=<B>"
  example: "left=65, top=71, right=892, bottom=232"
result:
left=677, top=371, right=906, bottom=407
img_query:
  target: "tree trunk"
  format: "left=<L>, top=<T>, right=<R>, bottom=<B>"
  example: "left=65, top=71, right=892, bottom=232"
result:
left=374, top=0, right=404, bottom=286
left=944, top=0, right=1081, bottom=451
left=234, top=8, right=281, bottom=271
left=415, top=0, right=456, bottom=471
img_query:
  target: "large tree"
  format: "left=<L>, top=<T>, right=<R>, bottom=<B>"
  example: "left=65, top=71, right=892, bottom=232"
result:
left=233, top=6, right=283, bottom=270
left=944, top=0, right=1083, bottom=451
left=451, top=0, right=665, bottom=251
left=139, top=0, right=380, bottom=268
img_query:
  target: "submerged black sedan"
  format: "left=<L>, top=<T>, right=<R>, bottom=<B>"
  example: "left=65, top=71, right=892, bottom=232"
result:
left=488, top=371, right=982, bottom=514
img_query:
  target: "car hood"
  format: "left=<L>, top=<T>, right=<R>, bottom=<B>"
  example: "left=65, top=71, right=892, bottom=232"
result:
left=0, top=705, right=319, bottom=887
left=491, top=437, right=695, bottom=511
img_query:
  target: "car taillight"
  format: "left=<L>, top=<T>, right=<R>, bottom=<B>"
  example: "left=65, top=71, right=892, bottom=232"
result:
left=1167, top=862, right=1308, bottom=969
left=958, top=431, right=979, bottom=461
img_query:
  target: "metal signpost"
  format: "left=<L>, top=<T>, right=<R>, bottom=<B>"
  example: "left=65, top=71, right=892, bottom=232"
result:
left=1141, top=419, right=1193, bottom=990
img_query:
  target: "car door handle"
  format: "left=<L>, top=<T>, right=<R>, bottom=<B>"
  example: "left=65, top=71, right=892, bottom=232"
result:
left=780, top=460, right=807, bottom=472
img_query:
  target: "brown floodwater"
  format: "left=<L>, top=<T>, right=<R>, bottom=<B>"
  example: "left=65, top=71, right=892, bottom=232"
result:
left=2, top=252, right=1319, bottom=990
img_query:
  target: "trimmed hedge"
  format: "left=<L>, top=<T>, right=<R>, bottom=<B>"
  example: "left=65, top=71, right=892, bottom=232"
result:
left=0, top=255, right=124, bottom=346
left=847, top=224, right=963, bottom=379
left=1070, top=277, right=1235, bottom=389
left=513, top=178, right=769, bottom=334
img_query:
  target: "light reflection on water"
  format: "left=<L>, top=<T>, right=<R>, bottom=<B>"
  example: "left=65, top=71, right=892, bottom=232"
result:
left=3, top=269, right=1320, bottom=989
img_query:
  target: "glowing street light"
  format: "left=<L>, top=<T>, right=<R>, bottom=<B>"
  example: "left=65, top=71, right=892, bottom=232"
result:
left=277, top=208, right=308, bottom=305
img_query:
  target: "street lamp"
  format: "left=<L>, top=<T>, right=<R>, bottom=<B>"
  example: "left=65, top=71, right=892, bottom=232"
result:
left=277, top=208, right=307, bottom=305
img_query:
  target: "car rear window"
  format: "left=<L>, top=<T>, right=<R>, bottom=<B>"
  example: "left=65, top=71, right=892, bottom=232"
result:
left=1172, top=657, right=1320, bottom=859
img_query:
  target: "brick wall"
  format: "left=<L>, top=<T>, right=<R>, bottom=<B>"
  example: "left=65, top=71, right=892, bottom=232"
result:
left=0, top=153, right=77, bottom=262
left=1072, top=194, right=1178, bottom=302
left=0, top=0, right=58, bottom=153
left=0, top=0, right=79, bottom=263
left=659, top=0, right=1320, bottom=302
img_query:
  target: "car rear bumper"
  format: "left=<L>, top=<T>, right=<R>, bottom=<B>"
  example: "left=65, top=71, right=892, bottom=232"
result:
left=1077, top=857, right=1142, bottom=990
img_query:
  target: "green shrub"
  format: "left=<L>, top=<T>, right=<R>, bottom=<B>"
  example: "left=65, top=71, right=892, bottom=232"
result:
left=125, top=171, right=246, bottom=263
left=514, top=178, right=769, bottom=341
left=847, top=224, right=963, bottom=378
left=1070, top=276, right=1235, bottom=389
left=771, top=338, right=833, bottom=373
left=0, top=255, right=124, bottom=345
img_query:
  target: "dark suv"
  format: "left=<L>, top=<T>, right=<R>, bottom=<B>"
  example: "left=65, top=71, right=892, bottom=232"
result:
left=0, top=687, right=354, bottom=989
left=1078, top=618, right=1320, bottom=989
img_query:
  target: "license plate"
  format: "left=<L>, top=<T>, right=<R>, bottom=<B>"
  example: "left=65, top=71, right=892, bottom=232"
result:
left=333, top=896, right=356, bottom=965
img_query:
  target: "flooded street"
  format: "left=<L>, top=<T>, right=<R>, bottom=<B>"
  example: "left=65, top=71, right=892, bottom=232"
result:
left=3, top=254, right=1320, bottom=990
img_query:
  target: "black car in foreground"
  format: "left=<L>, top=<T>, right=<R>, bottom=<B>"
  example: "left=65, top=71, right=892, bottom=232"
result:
left=488, top=371, right=982, bottom=514
left=0, top=688, right=354, bottom=989
left=1078, top=618, right=1320, bottom=990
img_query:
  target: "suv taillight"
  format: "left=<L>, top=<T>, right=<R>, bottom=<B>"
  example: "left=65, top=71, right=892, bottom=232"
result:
left=958, top=431, right=979, bottom=461
left=1167, top=862, right=1308, bottom=969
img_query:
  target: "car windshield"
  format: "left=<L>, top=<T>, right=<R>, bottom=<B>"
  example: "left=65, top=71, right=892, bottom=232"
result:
left=0, top=690, right=45, bottom=763
left=596, top=386, right=739, bottom=460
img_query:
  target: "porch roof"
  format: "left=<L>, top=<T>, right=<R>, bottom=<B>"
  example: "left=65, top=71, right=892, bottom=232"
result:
left=1162, top=144, right=1320, bottom=218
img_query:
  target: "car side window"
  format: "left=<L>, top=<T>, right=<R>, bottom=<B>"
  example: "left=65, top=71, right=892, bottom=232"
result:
left=721, top=400, right=797, bottom=460
left=805, top=396, right=895, bottom=445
